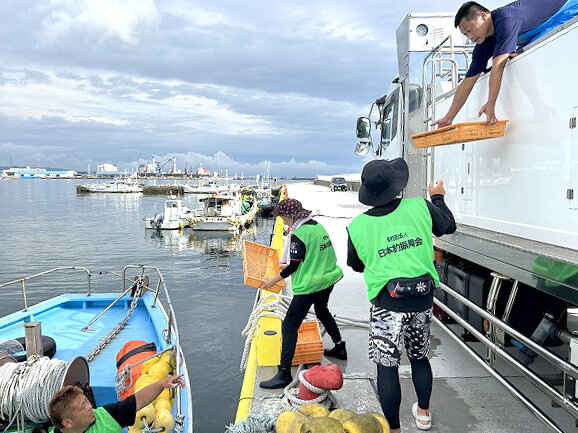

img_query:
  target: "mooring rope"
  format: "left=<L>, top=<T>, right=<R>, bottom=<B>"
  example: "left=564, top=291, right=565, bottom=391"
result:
left=0, top=356, right=68, bottom=430
left=282, top=368, right=337, bottom=410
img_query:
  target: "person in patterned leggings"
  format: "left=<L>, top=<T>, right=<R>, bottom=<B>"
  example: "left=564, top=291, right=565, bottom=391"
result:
left=347, top=159, right=456, bottom=432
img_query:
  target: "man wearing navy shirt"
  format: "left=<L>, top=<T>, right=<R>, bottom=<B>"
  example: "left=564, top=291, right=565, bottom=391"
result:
left=433, top=0, right=567, bottom=128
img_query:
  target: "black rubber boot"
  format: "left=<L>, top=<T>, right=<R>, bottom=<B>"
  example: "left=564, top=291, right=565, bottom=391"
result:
left=259, top=366, right=292, bottom=389
left=324, top=341, right=347, bottom=360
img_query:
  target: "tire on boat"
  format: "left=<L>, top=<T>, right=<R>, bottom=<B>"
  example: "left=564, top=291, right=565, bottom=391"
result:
left=13, top=336, right=57, bottom=362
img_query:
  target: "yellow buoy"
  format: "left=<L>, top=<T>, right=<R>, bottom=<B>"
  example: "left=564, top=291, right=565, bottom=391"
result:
left=141, top=356, right=159, bottom=375
left=154, top=398, right=172, bottom=413
left=154, top=408, right=174, bottom=432
left=134, top=374, right=157, bottom=392
left=366, top=412, right=390, bottom=433
left=299, top=403, right=329, bottom=418
left=148, top=361, right=171, bottom=380
left=159, top=351, right=176, bottom=368
left=135, top=404, right=155, bottom=429
left=328, top=408, right=356, bottom=424
left=343, top=414, right=383, bottom=433
left=158, top=388, right=173, bottom=402
left=299, top=416, right=343, bottom=433
left=275, top=411, right=308, bottom=433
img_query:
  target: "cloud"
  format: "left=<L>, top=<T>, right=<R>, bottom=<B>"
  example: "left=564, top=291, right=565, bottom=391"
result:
left=37, top=0, right=160, bottom=45
left=127, top=150, right=364, bottom=178
left=0, top=0, right=507, bottom=176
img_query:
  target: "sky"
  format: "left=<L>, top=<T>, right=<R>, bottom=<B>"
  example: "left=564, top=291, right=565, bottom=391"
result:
left=0, top=0, right=501, bottom=177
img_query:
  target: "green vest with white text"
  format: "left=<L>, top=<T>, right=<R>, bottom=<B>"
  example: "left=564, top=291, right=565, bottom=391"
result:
left=291, top=223, right=343, bottom=295
left=348, top=198, right=439, bottom=301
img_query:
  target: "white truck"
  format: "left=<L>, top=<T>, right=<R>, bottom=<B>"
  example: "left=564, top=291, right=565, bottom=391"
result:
left=356, top=12, right=578, bottom=432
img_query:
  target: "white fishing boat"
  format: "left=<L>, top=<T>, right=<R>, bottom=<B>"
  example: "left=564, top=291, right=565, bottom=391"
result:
left=182, top=178, right=236, bottom=195
left=145, top=195, right=198, bottom=230
left=0, top=265, right=193, bottom=433
left=191, top=191, right=257, bottom=232
left=82, top=178, right=143, bottom=193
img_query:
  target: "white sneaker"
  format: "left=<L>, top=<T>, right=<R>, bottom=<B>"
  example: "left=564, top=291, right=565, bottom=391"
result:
left=412, top=402, right=432, bottom=430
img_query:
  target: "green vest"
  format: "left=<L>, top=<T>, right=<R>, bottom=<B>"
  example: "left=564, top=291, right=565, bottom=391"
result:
left=50, top=408, right=121, bottom=433
left=348, top=198, right=439, bottom=301
left=291, top=223, right=343, bottom=295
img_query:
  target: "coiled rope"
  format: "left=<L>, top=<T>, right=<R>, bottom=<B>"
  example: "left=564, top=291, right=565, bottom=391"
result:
left=0, top=356, right=68, bottom=429
left=239, top=293, right=290, bottom=371
left=282, top=368, right=337, bottom=410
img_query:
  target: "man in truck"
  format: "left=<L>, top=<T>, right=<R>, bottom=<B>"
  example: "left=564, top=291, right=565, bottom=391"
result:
left=433, top=0, right=569, bottom=127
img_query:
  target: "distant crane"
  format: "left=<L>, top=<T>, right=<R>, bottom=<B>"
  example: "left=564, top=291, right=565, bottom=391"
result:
left=157, top=157, right=182, bottom=176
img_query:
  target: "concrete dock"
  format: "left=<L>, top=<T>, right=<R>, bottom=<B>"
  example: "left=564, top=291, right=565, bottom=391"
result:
left=240, top=181, right=574, bottom=432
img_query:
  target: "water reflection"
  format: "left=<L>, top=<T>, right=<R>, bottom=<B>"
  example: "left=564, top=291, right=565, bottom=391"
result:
left=76, top=191, right=142, bottom=210
left=146, top=224, right=260, bottom=256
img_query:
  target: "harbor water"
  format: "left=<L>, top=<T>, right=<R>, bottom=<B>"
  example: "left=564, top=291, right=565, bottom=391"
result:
left=0, top=179, right=274, bottom=433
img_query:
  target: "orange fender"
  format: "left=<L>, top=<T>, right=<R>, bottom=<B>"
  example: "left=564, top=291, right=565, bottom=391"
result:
left=116, top=340, right=157, bottom=399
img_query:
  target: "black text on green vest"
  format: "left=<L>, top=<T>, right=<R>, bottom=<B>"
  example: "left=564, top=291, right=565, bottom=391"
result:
left=348, top=198, right=439, bottom=301
left=291, top=223, right=343, bottom=295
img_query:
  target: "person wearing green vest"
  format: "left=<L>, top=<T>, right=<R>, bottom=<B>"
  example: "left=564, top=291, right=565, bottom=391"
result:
left=47, top=374, right=185, bottom=433
left=348, top=158, right=456, bottom=432
left=259, top=198, right=345, bottom=389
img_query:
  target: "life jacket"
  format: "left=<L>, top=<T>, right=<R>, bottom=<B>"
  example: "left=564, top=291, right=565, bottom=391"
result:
left=116, top=340, right=156, bottom=399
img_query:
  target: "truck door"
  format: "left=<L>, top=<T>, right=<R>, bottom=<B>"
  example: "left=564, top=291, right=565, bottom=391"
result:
left=566, top=107, right=578, bottom=210
left=377, top=87, right=401, bottom=159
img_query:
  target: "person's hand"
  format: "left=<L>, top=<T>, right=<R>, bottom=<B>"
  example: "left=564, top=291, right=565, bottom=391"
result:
left=478, top=102, right=498, bottom=125
left=428, top=180, right=446, bottom=197
left=161, top=374, right=185, bottom=389
left=432, top=114, right=454, bottom=129
left=258, top=278, right=276, bottom=290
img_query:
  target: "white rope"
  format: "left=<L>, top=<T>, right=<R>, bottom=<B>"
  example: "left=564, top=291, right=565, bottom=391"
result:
left=282, top=368, right=337, bottom=410
left=239, top=293, right=289, bottom=371
left=0, top=357, right=68, bottom=428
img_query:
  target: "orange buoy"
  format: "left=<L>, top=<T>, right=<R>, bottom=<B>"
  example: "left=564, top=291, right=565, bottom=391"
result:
left=116, top=340, right=157, bottom=399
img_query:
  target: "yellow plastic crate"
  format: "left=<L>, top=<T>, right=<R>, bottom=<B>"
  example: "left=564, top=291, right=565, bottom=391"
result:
left=242, top=240, right=285, bottom=293
left=411, top=120, right=508, bottom=148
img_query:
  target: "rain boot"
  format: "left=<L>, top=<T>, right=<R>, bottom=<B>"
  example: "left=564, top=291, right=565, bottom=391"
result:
left=324, top=341, right=347, bottom=360
left=259, top=366, right=292, bottom=389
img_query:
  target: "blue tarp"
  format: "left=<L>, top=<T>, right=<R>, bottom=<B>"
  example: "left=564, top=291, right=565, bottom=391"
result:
left=518, top=0, right=578, bottom=48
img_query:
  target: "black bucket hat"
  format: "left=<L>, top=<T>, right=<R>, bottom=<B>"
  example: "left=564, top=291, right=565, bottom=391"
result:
left=272, top=198, right=312, bottom=219
left=358, top=158, right=409, bottom=206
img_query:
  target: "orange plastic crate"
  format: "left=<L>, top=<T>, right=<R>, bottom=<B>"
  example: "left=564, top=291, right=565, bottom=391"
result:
left=242, top=240, right=285, bottom=293
left=292, top=320, right=323, bottom=365
left=410, top=120, right=508, bottom=148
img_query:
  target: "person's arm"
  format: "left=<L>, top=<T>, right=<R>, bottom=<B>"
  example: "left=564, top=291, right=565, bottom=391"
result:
left=259, top=273, right=284, bottom=290
left=280, top=260, right=300, bottom=278
left=347, top=230, right=365, bottom=273
left=477, top=53, right=509, bottom=125
left=426, top=180, right=457, bottom=236
left=432, top=75, right=479, bottom=128
left=260, top=234, right=304, bottom=289
left=135, top=375, right=185, bottom=411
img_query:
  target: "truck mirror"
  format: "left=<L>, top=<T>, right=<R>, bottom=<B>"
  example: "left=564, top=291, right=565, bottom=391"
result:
left=356, top=117, right=371, bottom=140
left=354, top=140, right=373, bottom=156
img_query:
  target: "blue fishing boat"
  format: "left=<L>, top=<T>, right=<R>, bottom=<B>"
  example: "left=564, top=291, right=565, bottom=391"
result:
left=0, top=265, right=192, bottom=433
